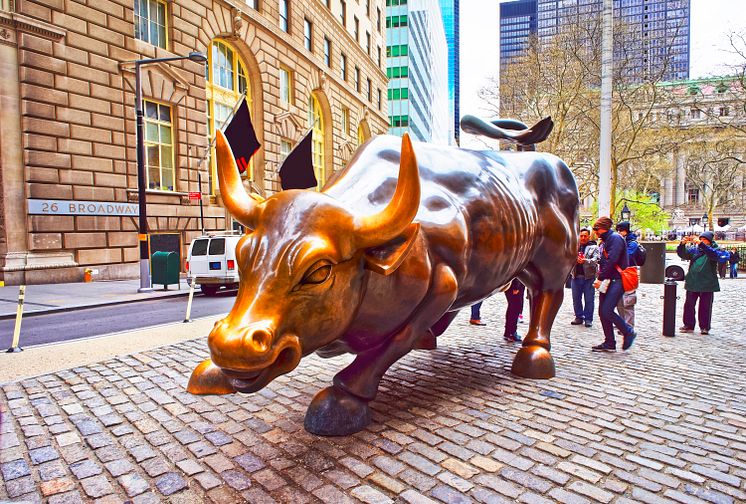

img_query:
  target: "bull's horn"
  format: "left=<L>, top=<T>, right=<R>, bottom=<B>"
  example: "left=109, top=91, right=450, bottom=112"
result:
left=215, top=129, right=261, bottom=228
left=355, top=133, right=420, bottom=247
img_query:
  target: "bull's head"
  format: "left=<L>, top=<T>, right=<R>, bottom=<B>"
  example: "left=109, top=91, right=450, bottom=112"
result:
left=188, top=130, right=420, bottom=395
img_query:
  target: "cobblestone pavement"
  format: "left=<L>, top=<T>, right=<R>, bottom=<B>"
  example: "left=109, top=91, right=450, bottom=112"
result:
left=2, top=281, right=745, bottom=503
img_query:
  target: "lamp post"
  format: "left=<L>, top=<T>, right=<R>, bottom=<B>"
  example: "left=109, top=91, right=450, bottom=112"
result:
left=134, top=51, right=207, bottom=292
left=702, top=212, right=708, bottom=234
left=620, top=202, right=631, bottom=223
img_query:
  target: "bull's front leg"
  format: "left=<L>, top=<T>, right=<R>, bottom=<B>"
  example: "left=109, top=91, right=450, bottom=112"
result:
left=512, top=265, right=562, bottom=379
left=304, top=264, right=458, bottom=436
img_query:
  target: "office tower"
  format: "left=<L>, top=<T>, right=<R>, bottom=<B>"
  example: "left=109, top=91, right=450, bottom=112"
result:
left=500, top=0, right=538, bottom=79
left=439, top=0, right=460, bottom=144
left=500, top=0, right=689, bottom=82
left=387, top=0, right=450, bottom=143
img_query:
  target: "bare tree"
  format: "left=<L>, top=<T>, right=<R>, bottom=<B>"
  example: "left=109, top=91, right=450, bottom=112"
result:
left=492, top=14, right=685, bottom=212
left=684, top=139, right=746, bottom=230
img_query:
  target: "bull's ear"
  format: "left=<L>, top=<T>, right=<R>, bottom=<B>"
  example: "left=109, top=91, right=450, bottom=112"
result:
left=363, top=223, right=419, bottom=276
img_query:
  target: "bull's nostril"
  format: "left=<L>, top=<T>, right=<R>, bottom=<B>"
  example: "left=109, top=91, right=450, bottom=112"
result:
left=249, top=329, right=272, bottom=352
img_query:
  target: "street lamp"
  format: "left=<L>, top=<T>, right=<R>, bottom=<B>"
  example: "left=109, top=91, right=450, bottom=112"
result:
left=620, top=202, right=631, bottom=222
left=134, top=51, right=207, bottom=292
left=702, top=212, right=708, bottom=233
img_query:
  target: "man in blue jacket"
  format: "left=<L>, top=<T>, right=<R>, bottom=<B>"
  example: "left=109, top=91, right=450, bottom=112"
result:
left=592, top=217, right=637, bottom=352
left=677, top=231, right=720, bottom=335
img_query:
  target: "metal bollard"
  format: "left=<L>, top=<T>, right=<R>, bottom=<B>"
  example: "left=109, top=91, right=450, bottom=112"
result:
left=662, top=278, right=678, bottom=337
left=7, top=285, right=26, bottom=353
left=183, top=277, right=196, bottom=323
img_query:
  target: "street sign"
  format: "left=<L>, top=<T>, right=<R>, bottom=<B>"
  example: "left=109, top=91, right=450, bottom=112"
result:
left=188, top=192, right=201, bottom=201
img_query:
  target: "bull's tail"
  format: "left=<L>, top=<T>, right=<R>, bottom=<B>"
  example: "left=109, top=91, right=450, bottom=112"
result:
left=460, top=116, right=553, bottom=150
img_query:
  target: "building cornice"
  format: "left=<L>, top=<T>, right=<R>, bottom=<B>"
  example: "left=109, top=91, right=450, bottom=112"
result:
left=0, top=11, right=66, bottom=43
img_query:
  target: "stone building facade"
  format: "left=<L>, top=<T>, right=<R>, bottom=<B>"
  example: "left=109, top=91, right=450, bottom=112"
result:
left=655, top=78, right=746, bottom=231
left=0, top=0, right=389, bottom=285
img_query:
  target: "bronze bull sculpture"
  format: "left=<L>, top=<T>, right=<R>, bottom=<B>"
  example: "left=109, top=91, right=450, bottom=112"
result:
left=188, top=118, right=579, bottom=436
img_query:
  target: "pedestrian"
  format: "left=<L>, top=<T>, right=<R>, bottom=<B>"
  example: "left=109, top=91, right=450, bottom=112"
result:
left=591, top=216, right=637, bottom=352
left=503, top=279, right=525, bottom=342
left=470, top=301, right=486, bottom=325
left=615, top=221, right=640, bottom=330
left=570, top=227, right=600, bottom=328
left=677, top=232, right=720, bottom=335
left=729, top=247, right=740, bottom=279
left=718, top=254, right=728, bottom=279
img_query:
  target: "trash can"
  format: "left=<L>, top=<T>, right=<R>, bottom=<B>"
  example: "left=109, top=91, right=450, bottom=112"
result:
left=151, top=251, right=181, bottom=290
left=640, top=241, right=666, bottom=284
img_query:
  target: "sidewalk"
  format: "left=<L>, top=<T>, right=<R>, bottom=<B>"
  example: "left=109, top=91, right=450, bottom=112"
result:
left=0, top=278, right=191, bottom=319
left=1, top=282, right=745, bottom=503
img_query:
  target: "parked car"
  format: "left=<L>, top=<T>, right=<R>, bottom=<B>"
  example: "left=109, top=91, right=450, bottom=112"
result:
left=185, top=232, right=242, bottom=296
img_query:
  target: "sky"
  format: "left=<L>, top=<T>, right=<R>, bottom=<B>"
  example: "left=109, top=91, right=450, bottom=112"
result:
left=459, top=0, right=746, bottom=146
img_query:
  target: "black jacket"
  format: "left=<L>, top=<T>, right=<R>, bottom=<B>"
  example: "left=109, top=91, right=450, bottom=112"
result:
left=598, top=229, right=629, bottom=280
left=731, top=251, right=741, bottom=265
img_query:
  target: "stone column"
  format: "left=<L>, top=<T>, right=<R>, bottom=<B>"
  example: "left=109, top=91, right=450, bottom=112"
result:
left=0, top=22, right=29, bottom=284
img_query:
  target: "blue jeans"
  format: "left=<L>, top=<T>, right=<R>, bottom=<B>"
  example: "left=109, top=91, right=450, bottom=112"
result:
left=571, top=277, right=595, bottom=322
left=471, top=302, right=482, bottom=320
left=730, top=263, right=738, bottom=278
left=599, top=279, right=633, bottom=347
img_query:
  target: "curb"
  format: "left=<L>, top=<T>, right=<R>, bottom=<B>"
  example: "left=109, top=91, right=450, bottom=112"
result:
left=0, top=289, right=192, bottom=321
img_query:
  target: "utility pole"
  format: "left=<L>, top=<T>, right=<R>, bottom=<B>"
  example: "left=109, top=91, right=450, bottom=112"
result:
left=598, top=0, right=613, bottom=218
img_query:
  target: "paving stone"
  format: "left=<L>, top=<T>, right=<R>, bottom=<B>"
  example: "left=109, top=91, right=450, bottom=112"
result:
left=194, top=471, right=222, bottom=491
left=401, top=489, right=441, bottom=504
left=39, top=477, right=76, bottom=496
left=80, top=475, right=114, bottom=498
left=1, top=458, right=31, bottom=480
left=5, top=475, right=36, bottom=498
left=430, top=484, right=474, bottom=503
left=48, top=490, right=86, bottom=504
left=568, top=480, right=615, bottom=503
left=235, top=452, right=266, bottom=472
left=176, top=459, right=205, bottom=476
left=69, top=459, right=102, bottom=479
left=118, top=472, right=150, bottom=497
left=350, top=484, right=394, bottom=504
left=222, top=468, right=252, bottom=490
left=155, top=472, right=188, bottom=496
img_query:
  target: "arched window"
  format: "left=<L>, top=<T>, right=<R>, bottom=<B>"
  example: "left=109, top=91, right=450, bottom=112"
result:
left=308, top=95, right=325, bottom=190
left=206, top=39, right=252, bottom=193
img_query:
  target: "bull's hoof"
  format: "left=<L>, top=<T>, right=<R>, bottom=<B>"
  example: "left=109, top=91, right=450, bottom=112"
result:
left=414, top=330, right=437, bottom=350
left=511, top=345, right=555, bottom=379
left=304, top=386, right=371, bottom=436
left=186, top=359, right=236, bottom=395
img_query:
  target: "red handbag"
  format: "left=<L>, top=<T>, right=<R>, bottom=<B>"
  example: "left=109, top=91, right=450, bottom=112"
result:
left=615, top=265, right=639, bottom=293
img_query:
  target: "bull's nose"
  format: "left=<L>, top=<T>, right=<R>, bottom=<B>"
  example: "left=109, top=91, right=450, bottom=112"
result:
left=243, top=326, right=273, bottom=353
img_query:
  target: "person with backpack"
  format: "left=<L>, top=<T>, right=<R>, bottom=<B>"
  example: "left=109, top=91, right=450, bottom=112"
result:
left=615, top=222, right=644, bottom=330
left=677, top=231, right=720, bottom=335
left=729, top=248, right=740, bottom=279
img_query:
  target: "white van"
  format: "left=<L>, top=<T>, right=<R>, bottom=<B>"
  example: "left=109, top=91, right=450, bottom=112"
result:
left=186, top=232, right=242, bottom=296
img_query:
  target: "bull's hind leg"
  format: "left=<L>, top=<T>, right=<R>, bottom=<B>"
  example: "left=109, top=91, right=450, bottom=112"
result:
left=512, top=264, right=563, bottom=379
left=304, top=264, right=458, bottom=436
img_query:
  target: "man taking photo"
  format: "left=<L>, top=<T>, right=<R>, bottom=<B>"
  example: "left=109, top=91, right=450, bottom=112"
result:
left=677, top=231, right=720, bottom=335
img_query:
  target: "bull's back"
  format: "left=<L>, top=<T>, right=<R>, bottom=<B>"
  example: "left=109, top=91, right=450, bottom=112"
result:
left=324, top=136, right=576, bottom=304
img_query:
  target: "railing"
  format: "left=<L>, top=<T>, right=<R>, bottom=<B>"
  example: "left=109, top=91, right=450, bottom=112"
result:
left=0, top=0, right=14, bottom=12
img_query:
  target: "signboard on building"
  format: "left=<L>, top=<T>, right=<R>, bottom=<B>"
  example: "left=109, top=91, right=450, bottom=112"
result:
left=28, top=199, right=139, bottom=216
left=188, top=192, right=201, bottom=201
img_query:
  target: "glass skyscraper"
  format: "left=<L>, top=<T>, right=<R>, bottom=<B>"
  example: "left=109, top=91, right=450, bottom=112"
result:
left=439, top=0, right=459, bottom=145
left=499, top=0, right=690, bottom=82
left=500, top=0, right=537, bottom=79
left=387, top=0, right=450, bottom=143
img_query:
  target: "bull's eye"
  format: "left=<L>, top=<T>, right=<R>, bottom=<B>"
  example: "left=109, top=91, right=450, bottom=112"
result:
left=301, top=264, right=332, bottom=285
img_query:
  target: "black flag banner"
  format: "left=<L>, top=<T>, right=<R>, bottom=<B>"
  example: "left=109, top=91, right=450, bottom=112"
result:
left=279, top=130, right=317, bottom=190
left=223, top=96, right=260, bottom=174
